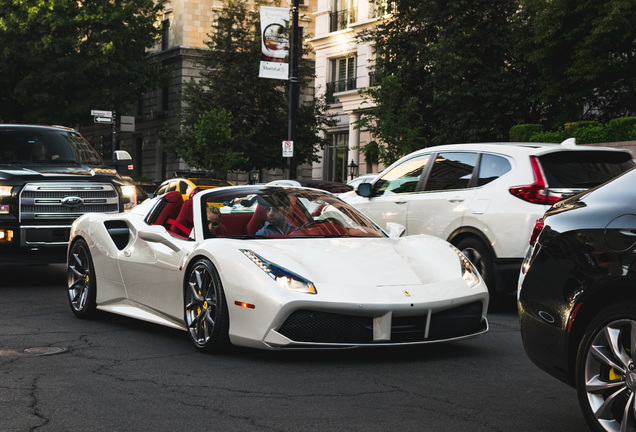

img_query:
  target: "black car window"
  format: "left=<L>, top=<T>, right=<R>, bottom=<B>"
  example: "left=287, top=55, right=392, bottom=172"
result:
left=539, top=151, right=636, bottom=189
left=478, top=154, right=511, bottom=186
left=373, top=154, right=430, bottom=197
left=178, top=181, right=188, bottom=194
left=424, top=152, right=478, bottom=191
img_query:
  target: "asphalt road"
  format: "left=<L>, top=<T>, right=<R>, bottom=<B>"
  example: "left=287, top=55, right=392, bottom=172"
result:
left=1, top=264, right=588, bottom=432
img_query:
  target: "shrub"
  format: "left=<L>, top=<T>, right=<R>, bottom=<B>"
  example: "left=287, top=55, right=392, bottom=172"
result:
left=576, top=126, right=613, bottom=144
left=509, top=124, right=543, bottom=142
left=564, top=121, right=602, bottom=138
left=529, top=130, right=567, bottom=143
left=608, top=117, right=636, bottom=141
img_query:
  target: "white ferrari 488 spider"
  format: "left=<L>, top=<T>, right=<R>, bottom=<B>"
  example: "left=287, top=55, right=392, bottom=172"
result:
left=67, top=185, right=489, bottom=352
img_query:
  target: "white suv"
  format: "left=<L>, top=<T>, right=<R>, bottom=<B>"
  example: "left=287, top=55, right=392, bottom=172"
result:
left=341, top=140, right=635, bottom=295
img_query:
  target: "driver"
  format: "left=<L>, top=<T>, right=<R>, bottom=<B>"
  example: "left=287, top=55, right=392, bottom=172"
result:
left=255, top=197, right=296, bottom=235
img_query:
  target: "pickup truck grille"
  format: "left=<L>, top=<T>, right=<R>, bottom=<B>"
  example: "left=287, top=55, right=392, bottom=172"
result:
left=19, top=182, right=119, bottom=221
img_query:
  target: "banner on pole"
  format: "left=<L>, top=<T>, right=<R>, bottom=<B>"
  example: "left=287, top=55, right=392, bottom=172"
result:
left=259, top=6, right=290, bottom=80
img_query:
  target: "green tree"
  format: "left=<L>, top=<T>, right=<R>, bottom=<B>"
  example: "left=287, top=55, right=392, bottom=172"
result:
left=162, top=0, right=336, bottom=174
left=0, top=0, right=166, bottom=125
left=521, top=0, right=636, bottom=125
left=359, top=0, right=537, bottom=165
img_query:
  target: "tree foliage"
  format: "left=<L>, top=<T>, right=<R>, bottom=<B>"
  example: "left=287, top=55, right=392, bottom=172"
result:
left=0, top=0, right=166, bottom=126
left=520, top=0, right=636, bottom=125
left=361, top=0, right=636, bottom=165
left=162, top=0, right=337, bottom=174
left=360, top=0, right=532, bottom=165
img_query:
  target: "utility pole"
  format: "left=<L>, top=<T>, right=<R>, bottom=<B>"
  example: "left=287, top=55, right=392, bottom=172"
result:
left=286, top=0, right=299, bottom=179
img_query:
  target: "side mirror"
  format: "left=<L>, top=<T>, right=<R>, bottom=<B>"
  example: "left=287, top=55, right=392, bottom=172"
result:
left=385, top=222, right=406, bottom=239
left=138, top=225, right=181, bottom=252
left=357, top=182, right=372, bottom=197
left=113, top=150, right=133, bottom=161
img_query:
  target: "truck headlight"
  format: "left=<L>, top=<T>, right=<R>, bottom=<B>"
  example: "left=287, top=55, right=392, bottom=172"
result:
left=120, top=185, right=137, bottom=211
left=0, top=186, right=12, bottom=196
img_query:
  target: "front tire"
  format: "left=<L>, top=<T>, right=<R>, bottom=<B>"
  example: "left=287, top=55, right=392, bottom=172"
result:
left=184, top=259, right=230, bottom=353
left=575, top=302, right=636, bottom=432
left=67, top=239, right=98, bottom=318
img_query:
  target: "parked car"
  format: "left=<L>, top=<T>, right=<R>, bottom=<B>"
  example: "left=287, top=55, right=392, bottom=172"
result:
left=341, top=140, right=635, bottom=295
left=266, top=178, right=353, bottom=194
left=66, top=185, right=488, bottom=352
left=518, top=166, right=636, bottom=432
left=154, top=176, right=234, bottom=200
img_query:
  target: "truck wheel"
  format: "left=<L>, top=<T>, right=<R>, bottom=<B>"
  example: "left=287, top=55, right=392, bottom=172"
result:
left=67, top=239, right=98, bottom=318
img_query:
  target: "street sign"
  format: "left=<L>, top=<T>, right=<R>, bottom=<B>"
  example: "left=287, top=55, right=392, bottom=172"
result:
left=91, top=110, right=113, bottom=118
left=94, top=117, right=113, bottom=124
left=282, top=140, right=294, bottom=157
left=120, top=116, right=135, bottom=132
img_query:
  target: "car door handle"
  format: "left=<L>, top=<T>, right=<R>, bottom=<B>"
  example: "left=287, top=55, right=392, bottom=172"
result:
left=394, top=200, right=408, bottom=205
left=448, top=197, right=464, bottom=203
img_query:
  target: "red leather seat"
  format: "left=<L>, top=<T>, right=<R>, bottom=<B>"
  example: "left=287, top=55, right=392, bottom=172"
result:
left=246, top=204, right=268, bottom=235
left=169, top=199, right=194, bottom=237
left=151, top=191, right=183, bottom=229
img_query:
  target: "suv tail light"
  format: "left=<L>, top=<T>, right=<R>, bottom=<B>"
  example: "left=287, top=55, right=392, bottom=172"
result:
left=509, top=157, right=562, bottom=205
left=529, top=218, right=544, bottom=246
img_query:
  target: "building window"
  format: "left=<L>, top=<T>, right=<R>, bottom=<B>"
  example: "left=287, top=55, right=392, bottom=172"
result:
left=329, top=0, right=357, bottom=32
left=161, top=20, right=170, bottom=51
left=369, top=0, right=395, bottom=19
left=326, top=56, right=357, bottom=104
left=325, top=133, right=349, bottom=183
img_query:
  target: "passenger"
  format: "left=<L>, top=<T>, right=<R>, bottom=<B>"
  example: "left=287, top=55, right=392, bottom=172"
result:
left=31, top=142, right=47, bottom=160
left=206, top=206, right=222, bottom=237
left=255, top=200, right=296, bottom=235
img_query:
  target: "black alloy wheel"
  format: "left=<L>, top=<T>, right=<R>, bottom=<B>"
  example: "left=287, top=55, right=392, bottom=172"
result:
left=184, top=259, right=230, bottom=352
left=67, top=239, right=98, bottom=318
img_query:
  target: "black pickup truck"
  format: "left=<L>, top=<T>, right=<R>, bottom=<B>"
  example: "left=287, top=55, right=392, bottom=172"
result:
left=0, top=124, right=137, bottom=264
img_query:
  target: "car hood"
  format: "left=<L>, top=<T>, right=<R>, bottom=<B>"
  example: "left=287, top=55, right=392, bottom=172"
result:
left=234, top=235, right=465, bottom=288
left=0, top=163, right=118, bottom=179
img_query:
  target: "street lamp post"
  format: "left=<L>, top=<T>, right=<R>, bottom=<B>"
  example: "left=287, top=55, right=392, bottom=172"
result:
left=286, top=0, right=299, bottom=180
left=348, top=159, right=358, bottom=181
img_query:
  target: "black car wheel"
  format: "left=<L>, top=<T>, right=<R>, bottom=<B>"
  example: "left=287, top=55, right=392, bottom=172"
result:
left=455, top=237, right=494, bottom=289
left=184, top=259, right=229, bottom=352
left=576, top=302, right=636, bottom=432
left=67, top=239, right=98, bottom=318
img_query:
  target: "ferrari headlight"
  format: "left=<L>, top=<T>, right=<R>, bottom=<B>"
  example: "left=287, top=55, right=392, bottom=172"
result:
left=241, top=249, right=317, bottom=294
left=450, top=244, right=481, bottom=288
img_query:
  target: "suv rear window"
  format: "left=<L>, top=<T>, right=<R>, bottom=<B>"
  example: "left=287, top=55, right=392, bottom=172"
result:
left=539, top=151, right=635, bottom=189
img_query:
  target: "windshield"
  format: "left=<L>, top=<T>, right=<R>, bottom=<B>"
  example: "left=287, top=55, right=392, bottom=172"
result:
left=0, top=127, right=103, bottom=165
left=201, top=186, right=385, bottom=239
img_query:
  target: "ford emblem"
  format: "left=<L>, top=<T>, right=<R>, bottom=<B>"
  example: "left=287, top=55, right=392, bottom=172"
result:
left=61, top=196, right=84, bottom=208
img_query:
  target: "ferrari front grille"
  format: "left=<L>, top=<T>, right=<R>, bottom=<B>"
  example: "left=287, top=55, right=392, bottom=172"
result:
left=278, top=301, right=485, bottom=344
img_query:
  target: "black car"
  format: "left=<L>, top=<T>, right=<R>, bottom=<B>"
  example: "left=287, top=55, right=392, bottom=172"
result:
left=518, top=166, right=636, bottom=432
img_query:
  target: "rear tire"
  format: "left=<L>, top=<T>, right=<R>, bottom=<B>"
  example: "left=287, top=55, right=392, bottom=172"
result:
left=67, top=239, right=98, bottom=318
